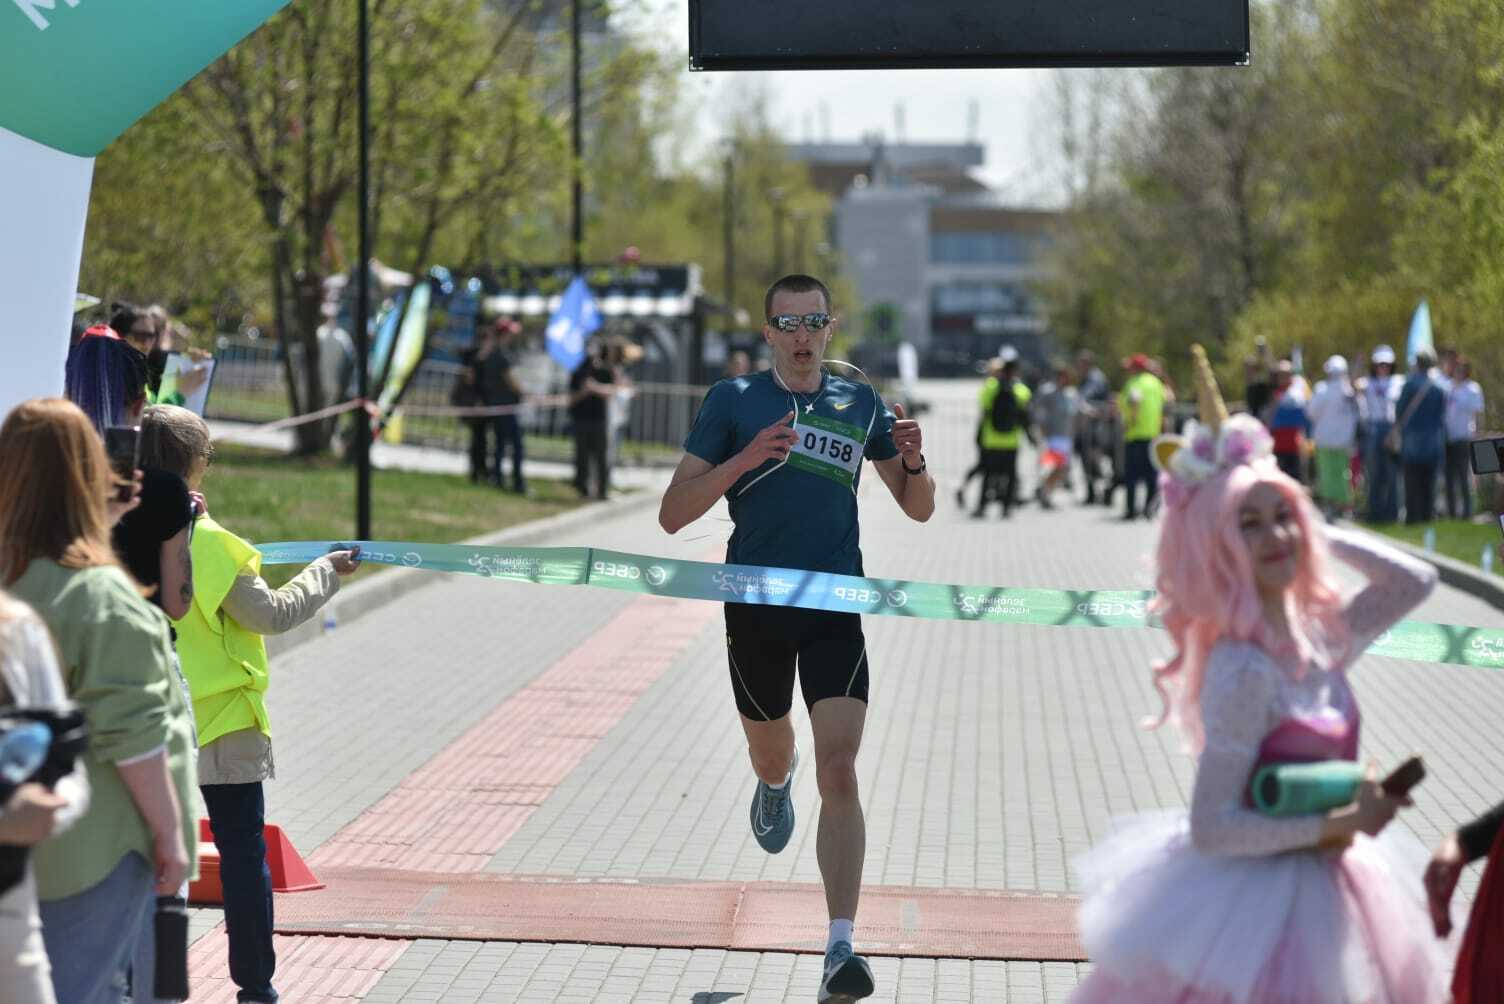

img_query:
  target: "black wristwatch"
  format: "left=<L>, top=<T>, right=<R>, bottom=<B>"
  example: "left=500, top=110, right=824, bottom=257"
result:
left=902, top=454, right=927, bottom=476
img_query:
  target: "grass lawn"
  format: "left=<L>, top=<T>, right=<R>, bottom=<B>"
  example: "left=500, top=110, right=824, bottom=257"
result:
left=1366, top=517, right=1503, bottom=577
left=200, top=443, right=590, bottom=588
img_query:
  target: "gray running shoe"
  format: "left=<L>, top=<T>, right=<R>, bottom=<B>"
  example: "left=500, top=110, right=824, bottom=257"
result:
left=817, top=941, right=874, bottom=1002
left=749, top=746, right=798, bottom=854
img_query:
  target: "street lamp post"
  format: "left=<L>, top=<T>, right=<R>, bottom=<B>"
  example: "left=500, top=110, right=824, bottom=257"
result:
left=571, top=0, right=584, bottom=273
left=354, top=0, right=371, bottom=540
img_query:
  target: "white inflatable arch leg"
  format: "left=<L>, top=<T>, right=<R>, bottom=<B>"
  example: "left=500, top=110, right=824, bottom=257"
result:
left=0, top=126, right=95, bottom=419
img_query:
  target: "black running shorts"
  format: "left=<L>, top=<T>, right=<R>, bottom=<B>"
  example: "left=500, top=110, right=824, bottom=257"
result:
left=723, top=602, right=869, bottom=722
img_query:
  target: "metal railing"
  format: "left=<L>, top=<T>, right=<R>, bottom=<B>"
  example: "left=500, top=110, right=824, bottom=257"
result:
left=205, top=337, right=704, bottom=465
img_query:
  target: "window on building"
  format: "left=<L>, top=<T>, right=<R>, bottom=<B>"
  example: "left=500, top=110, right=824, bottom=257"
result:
left=929, top=232, right=1047, bottom=264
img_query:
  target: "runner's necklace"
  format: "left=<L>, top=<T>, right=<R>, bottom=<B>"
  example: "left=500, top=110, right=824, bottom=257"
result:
left=773, top=362, right=824, bottom=413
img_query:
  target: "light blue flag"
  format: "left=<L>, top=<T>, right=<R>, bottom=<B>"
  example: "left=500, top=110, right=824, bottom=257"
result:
left=1406, top=299, right=1433, bottom=366
left=545, top=276, right=601, bottom=371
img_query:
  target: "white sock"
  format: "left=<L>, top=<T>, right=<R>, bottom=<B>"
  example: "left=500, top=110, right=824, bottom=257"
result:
left=827, top=919, right=854, bottom=952
left=766, top=774, right=788, bottom=791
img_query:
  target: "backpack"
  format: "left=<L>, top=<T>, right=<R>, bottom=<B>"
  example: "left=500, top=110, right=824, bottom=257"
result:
left=990, top=379, right=1021, bottom=432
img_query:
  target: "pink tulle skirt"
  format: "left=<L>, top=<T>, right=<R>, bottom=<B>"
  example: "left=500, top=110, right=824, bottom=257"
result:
left=1071, top=812, right=1453, bottom=1004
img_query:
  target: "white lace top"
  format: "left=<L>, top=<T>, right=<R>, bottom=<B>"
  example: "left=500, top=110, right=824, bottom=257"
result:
left=1187, top=528, right=1437, bottom=857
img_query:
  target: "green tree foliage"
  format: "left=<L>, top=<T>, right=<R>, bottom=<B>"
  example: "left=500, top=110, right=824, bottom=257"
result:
left=1044, top=0, right=1504, bottom=433
left=80, top=3, right=841, bottom=450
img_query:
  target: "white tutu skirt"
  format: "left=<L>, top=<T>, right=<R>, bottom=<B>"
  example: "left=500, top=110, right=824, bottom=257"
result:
left=1072, top=812, right=1454, bottom=1004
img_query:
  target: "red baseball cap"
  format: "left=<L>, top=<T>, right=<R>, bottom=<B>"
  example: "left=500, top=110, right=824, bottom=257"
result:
left=1123, top=353, right=1150, bottom=371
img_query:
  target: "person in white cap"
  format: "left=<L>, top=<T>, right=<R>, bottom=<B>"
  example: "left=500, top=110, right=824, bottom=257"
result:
left=1306, top=354, right=1360, bottom=519
left=1357, top=344, right=1402, bottom=521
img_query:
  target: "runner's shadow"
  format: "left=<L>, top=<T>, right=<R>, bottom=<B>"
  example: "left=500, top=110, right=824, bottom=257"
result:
left=690, top=994, right=744, bottom=1003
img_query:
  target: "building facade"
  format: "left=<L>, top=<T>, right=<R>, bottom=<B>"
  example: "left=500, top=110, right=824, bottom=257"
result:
left=788, top=139, right=1057, bottom=375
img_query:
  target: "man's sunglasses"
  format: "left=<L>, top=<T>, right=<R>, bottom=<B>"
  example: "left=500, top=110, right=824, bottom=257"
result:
left=768, top=312, right=832, bottom=333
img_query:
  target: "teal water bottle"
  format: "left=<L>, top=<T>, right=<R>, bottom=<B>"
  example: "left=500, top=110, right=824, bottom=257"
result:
left=1251, top=761, right=1364, bottom=817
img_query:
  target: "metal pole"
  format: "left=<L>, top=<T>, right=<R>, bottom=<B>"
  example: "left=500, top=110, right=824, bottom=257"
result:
left=354, top=0, right=372, bottom=540
left=571, top=0, right=583, bottom=273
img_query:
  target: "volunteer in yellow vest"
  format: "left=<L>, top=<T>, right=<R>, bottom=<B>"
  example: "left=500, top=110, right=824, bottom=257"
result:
left=1118, top=352, right=1166, bottom=521
left=138, top=405, right=359, bottom=1004
left=974, top=351, right=1033, bottom=518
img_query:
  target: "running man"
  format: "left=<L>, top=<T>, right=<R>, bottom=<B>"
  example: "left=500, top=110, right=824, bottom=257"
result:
left=659, top=274, right=935, bottom=1002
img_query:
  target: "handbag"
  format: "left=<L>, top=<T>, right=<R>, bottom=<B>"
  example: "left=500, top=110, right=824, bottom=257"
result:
left=1384, top=379, right=1432, bottom=456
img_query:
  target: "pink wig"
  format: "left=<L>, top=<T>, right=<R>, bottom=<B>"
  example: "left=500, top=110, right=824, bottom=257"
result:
left=1148, top=458, right=1348, bottom=753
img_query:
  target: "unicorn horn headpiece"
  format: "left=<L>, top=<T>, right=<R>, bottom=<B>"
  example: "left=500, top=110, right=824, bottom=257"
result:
left=1152, top=343, right=1272, bottom=500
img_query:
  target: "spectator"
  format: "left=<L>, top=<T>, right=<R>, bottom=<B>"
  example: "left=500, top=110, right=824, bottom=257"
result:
left=313, top=305, right=353, bottom=411
left=1306, top=355, right=1360, bottom=520
left=1031, top=359, right=1080, bottom=510
left=607, top=338, right=642, bottom=467
left=1074, top=351, right=1112, bottom=506
left=1265, top=359, right=1310, bottom=484
left=0, top=398, right=196, bottom=1004
left=479, top=319, right=526, bottom=494
left=63, top=325, right=149, bottom=435
left=1426, top=796, right=1504, bottom=1002
left=1358, top=344, right=1403, bottom=522
left=973, top=352, right=1031, bottom=519
left=1117, top=353, right=1165, bottom=520
left=139, top=404, right=360, bottom=1004
left=1444, top=356, right=1485, bottom=519
left=724, top=350, right=753, bottom=379
left=1242, top=336, right=1275, bottom=423
left=110, top=301, right=157, bottom=360
left=453, top=328, right=491, bottom=484
left=956, top=356, right=1002, bottom=510
left=1395, top=349, right=1447, bottom=524
left=0, top=592, right=90, bottom=1004
left=569, top=339, right=618, bottom=499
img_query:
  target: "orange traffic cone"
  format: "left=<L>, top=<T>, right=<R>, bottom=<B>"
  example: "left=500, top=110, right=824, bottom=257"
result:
left=188, top=818, right=325, bottom=905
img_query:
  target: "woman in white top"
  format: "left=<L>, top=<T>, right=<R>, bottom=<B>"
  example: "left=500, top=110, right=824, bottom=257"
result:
left=0, top=593, right=89, bottom=1004
left=1443, top=356, right=1485, bottom=519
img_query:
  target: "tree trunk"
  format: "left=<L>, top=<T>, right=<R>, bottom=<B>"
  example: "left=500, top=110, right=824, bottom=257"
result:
left=290, top=270, right=328, bottom=455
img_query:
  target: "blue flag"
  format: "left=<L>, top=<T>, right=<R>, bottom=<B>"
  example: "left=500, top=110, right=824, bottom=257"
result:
left=1406, top=299, right=1433, bottom=366
left=546, top=276, right=601, bottom=371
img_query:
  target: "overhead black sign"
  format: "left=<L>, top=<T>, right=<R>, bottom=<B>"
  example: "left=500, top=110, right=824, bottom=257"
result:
left=688, top=1, right=1249, bottom=70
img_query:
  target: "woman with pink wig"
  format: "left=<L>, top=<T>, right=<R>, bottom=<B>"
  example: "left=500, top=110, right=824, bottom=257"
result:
left=1071, top=348, right=1452, bottom=1003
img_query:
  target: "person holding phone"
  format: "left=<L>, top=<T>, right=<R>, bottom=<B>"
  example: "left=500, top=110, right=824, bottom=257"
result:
left=1069, top=350, right=1450, bottom=1003
left=0, top=399, right=197, bottom=1004
left=138, top=405, right=360, bottom=1004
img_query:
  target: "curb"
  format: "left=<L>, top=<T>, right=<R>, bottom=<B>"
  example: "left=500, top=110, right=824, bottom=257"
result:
left=266, top=482, right=669, bottom=657
left=1348, top=524, right=1504, bottom=614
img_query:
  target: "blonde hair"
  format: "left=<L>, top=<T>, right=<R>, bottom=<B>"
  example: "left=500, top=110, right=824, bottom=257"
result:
left=0, top=399, right=120, bottom=585
left=140, top=405, right=214, bottom=481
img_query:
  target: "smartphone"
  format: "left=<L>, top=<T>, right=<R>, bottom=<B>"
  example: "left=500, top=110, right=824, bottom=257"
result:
left=103, top=425, right=140, bottom=504
left=1471, top=436, right=1504, bottom=476
left=1380, top=755, right=1426, bottom=798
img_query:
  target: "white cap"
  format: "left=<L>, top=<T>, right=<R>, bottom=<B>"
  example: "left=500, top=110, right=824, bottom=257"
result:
left=1371, top=344, right=1396, bottom=365
left=1323, top=354, right=1348, bottom=375
left=997, top=346, right=1019, bottom=363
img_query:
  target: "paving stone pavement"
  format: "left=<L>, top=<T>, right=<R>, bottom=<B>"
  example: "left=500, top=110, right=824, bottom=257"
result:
left=187, top=379, right=1504, bottom=1001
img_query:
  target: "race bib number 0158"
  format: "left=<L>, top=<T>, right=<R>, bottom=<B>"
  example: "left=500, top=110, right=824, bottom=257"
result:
left=786, top=412, right=866, bottom=487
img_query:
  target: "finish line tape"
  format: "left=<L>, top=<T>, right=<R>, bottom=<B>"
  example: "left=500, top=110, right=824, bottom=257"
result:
left=257, top=540, right=1504, bottom=671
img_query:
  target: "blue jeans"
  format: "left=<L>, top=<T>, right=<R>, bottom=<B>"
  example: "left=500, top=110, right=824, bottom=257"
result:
left=1364, top=425, right=1399, bottom=522
left=202, top=783, right=278, bottom=1003
left=39, top=852, right=153, bottom=1004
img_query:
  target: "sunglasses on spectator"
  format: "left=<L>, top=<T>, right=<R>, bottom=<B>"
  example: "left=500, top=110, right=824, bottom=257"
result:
left=768, top=312, right=832, bottom=333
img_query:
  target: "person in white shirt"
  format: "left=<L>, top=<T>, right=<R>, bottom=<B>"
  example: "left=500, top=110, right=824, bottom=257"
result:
left=1306, top=355, right=1361, bottom=518
left=1443, top=355, right=1486, bottom=519
left=1356, top=344, right=1403, bottom=522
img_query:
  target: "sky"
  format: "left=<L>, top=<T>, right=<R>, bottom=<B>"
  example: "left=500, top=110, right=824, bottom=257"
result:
left=616, top=2, right=1068, bottom=207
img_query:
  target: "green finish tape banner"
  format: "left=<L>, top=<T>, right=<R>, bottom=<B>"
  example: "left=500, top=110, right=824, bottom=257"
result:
left=2, top=0, right=290, bottom=156
left=256, top=540, right=1504, bottom=671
